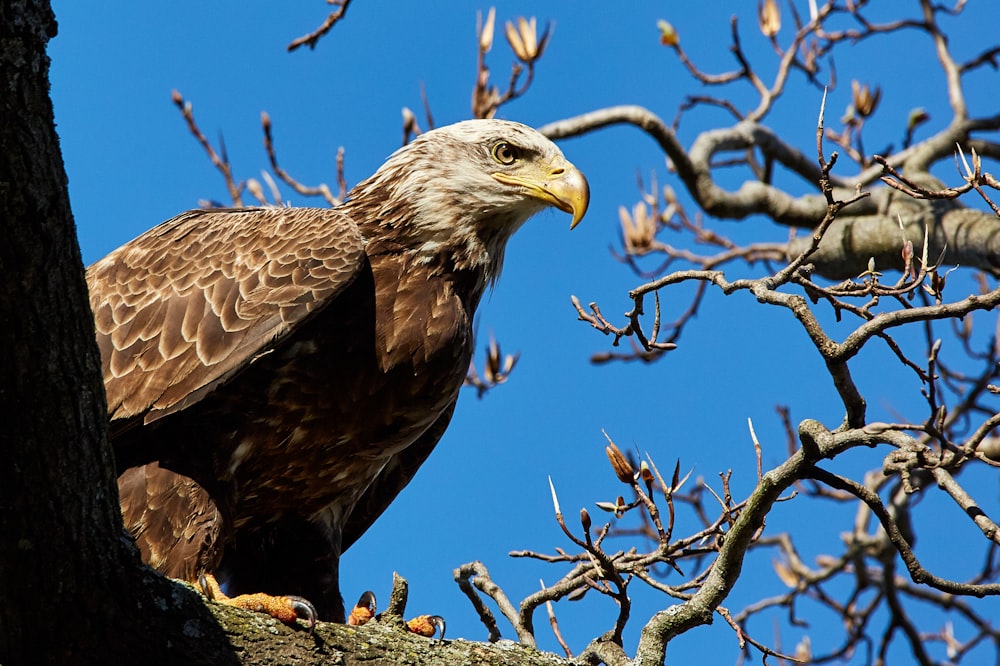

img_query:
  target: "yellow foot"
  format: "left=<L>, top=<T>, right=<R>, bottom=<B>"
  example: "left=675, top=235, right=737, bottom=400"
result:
left=346, top=590, right=445, bottom=638
left=198, top=573, right=317, bottom=631
left=406, top=614, right=446, bottom=638
left=347, top=590, right=376, bottom=626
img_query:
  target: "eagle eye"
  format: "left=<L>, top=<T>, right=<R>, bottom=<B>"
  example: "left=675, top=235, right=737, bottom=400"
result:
left=491, top=141, right=520, bottom=165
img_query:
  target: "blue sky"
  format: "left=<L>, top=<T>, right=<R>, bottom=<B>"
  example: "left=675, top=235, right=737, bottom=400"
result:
left=50, top=2, right=1000, bottom=662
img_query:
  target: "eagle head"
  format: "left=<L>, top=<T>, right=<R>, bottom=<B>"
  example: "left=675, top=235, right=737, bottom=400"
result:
left=344, top=119, right=589, bottom=283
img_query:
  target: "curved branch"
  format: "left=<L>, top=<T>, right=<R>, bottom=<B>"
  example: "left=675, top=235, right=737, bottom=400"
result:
left=834, top=287, right=1000, bottom=363
left=540, top=105, right=685, bottom=166
left=542, top=105, right=878, bottom=229
left=929, top=467, right=1000, bottom=546
left=544, top=103, right=1000, bottom=279
left=287, top=0, right=352, bottom=52
left=810, top=466, right=1000, bottom=596
left=453, top=561, right=531, bottom=645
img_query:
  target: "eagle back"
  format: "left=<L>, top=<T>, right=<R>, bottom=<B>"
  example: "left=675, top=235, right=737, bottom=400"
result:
left=87, top=207, right=366, bottom=426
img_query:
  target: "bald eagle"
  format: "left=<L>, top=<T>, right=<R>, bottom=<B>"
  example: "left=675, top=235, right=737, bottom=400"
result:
left=88, top=119, right=588, bottom=624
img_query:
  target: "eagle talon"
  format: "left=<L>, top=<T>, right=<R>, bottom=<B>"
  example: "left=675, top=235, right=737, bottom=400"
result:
left=347, top=590, right=377, bottom=626
left=347, top=590, right=443, bottom=638
left=288, top=596, right=318, bottom=632
left=407, top=614, right=446, bottom=639
left=197, top=572, right=221, bottom=600
left=196, top=573, right=317, bottom=632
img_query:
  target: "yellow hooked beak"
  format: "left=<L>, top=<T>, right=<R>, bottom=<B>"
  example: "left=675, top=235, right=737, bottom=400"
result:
left=492, top=158, right=590, bottom=229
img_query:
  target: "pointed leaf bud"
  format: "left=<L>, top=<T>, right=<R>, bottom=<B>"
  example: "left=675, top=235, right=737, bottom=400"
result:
left=595, top=501, right=619, bottom=513
left=548, top=476, right=562, bottom=516
left=907, top=107, right=929, bottom=131
left=580, top=508, right=592, bottom=533
left=657, top=20, right=679, bottom=47
left=246, top=178, right=266, bottom=205
left=640, top=460, right=654, bottom=484
left=505, top=20, right=528, bottom=62
left=851, top=80, right=881, bottom=118
left=773, top=558, right=799, bottom=588
left=519, top=17, right=537, bottom=61
left=501, top=352, right=518, bottom=375
left=401, top=106, right=416, bottom=130
left=639, top=460, right=654, bottom=494
left=758, top=0, right=781, bottom=38
left=478, top=8, right=496, bottom=53
left=794, top=637, right=812, bottom=663
left=902, top=240, right=914, bottom=280
left=605, top=439, right=634, bottom=485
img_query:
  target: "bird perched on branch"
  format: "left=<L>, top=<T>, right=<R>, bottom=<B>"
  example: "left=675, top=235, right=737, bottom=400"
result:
left=88, top=119, right=588, bottom=626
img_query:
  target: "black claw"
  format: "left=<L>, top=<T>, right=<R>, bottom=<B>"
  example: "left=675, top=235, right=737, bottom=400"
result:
left=355, top=590, right=377, bottom=612
left=197, top=573, right=215, bottom=599
left=348, top=590, right=378, bottom=626
left=428, top=615, right=446, bottom=640
left=288, top=595, right=318, bottom=632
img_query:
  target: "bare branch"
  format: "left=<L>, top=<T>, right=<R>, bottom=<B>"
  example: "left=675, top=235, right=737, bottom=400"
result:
left=288, top=0, right=352, bottom=52
left=171, top=90, right=244, bottom=206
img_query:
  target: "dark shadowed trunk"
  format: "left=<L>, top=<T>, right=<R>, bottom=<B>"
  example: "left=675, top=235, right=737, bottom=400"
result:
left=0, top=1, right=234, bottom=664
left=0, top=0, right=131, bottom=655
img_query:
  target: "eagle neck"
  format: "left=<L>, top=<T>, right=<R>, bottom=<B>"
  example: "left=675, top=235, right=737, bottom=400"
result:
left=364, top=233, right=493, bottom=315
left=345, top=201, right=521, bottom=310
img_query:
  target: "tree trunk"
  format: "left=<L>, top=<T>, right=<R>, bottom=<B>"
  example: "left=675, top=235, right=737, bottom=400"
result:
left=0, top=2, right=233, bottom=664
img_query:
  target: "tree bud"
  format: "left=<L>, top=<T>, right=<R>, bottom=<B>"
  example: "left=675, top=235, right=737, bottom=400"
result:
left=605, top=442, right=634, bottom=484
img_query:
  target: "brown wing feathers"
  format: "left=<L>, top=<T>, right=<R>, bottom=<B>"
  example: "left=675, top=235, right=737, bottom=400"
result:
left=88, top=207, right=366, bottom=424
left=118, top=463, right=222, bottom=581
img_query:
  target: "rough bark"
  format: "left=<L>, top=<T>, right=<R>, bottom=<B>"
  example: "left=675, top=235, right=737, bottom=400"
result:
left=1, top=2, right=235, bottom=664
left=207, top=602, right=576, bottom=666
left=0, top=0, right=129, bottom=656
left=786, top=179, right=1000, bottom=279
